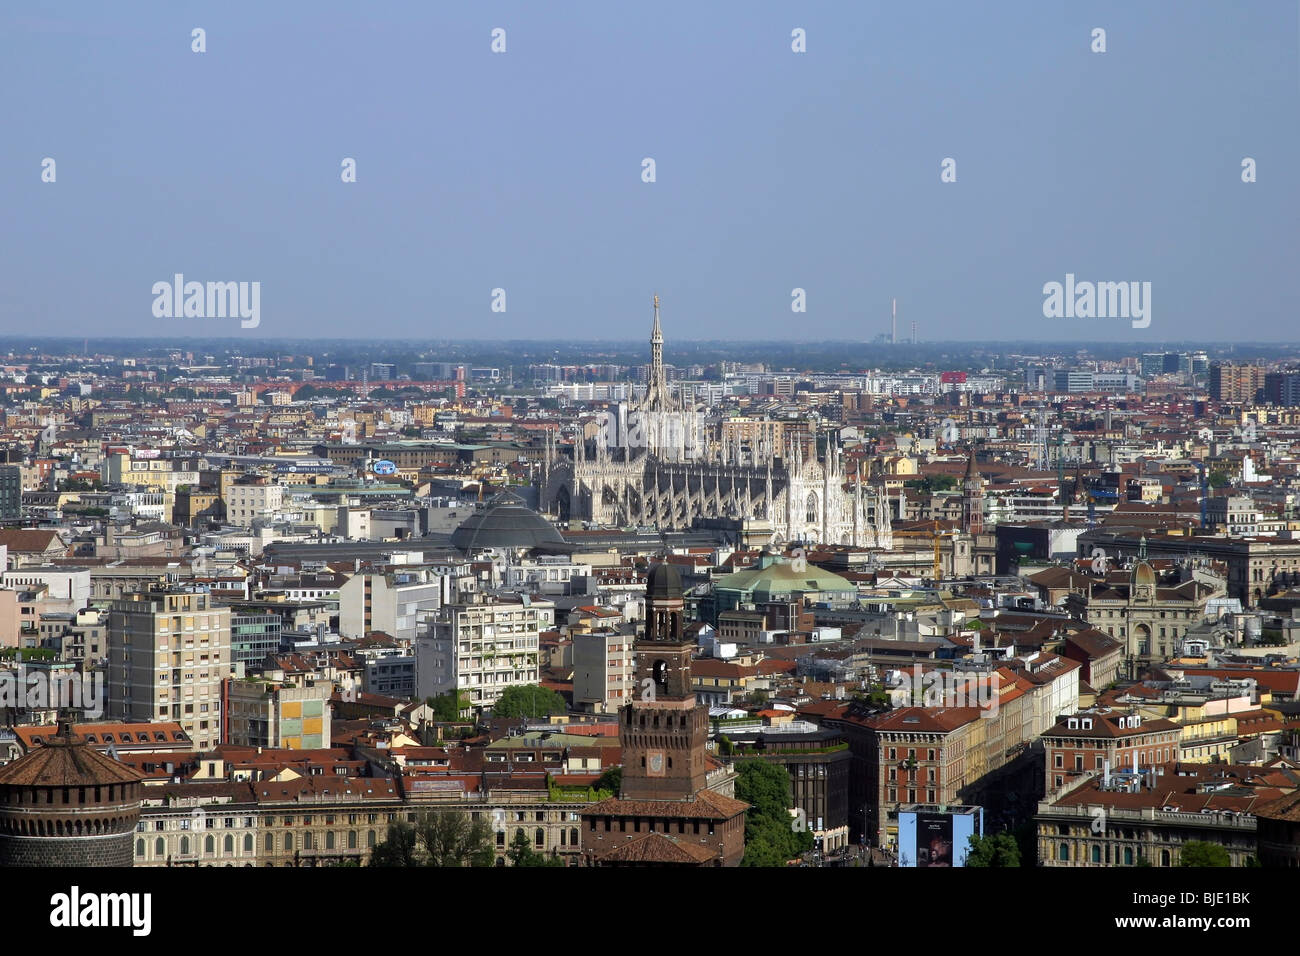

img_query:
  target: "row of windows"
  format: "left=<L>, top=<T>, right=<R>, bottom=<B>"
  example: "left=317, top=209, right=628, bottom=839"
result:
left=887, top=748, right=938, bottom=762
left=1054, top=843, right=1173, bottom=866
left=888, top=789, right=938, bottom=803
left=1054, top=748, right=1174, bottom=769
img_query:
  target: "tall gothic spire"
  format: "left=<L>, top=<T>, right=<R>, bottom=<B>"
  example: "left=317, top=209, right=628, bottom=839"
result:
left=646, top=293, right=671, bottom=411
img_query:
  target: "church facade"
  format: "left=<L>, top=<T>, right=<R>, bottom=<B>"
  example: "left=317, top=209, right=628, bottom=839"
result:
left=538, top=298, right=893, bottom=547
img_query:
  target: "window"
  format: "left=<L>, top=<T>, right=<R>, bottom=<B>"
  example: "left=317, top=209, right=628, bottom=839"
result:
left=1058, top=843, right=1068, bottom=862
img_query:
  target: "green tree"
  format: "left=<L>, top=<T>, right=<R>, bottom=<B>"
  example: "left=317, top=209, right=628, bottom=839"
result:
left=592, top=766, right=622, bottom=796
left=965, top=832, right=1021, bottom=867
left=368, top=811, right=494, bottom=867
left=735, top=759, right=813, bottom=867
left=427, top=691, right=470, bottom=722
left=508, top=828, right=564, bottom=867
left=1179, top=841, right=1231, bottom=867
left=492, top=684, right=566, bottom=719
left=905, top=475, right=958, bottom=495
left=367, top=821, right=420, bottom=867
left=1207, top=471, right=1229, bottom=489
left=418, top=810, right=495, bottom=867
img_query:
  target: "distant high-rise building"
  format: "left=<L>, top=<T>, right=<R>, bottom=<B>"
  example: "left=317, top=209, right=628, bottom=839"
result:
left=1140, top=353, right=1166, bottom=378
left=1210, top=362, right=1266, bottom=403
left=0, top=465, right=21, bottom=522
left=1052, top=369, right=1094, bottom=393
left=1265, top=371, right=1300, bottom=407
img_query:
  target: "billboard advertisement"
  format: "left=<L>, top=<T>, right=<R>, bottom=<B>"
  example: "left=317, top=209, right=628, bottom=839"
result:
left=898, top=806, right=982, bottom=867
left=371, top=459, right=397, bottom=476
left=916, top=812, right=954, bottom=867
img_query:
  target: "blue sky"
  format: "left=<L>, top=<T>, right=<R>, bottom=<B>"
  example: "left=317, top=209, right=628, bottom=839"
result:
left=1, top=0, right=1296, bottom=342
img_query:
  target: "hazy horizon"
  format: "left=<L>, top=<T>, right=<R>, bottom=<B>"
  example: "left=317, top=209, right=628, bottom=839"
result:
left=4, top=1, right=1297, bottom=342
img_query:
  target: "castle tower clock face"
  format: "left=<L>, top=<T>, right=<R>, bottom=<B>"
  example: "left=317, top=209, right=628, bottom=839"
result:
left=647, top=750, right=665, bottom=777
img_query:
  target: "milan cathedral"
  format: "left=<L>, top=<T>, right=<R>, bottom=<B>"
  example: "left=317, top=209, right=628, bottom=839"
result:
left=537, top=298, right=893, bottom=548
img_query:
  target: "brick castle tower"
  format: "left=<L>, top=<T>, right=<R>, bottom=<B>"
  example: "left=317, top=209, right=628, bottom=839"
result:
left=581, top=563, right=748, bottom=866
left=0, top=722, right=144, bottom=867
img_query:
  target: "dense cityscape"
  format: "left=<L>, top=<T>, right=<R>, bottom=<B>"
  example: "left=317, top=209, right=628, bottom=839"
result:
left=7, top=1, right=1297, bottom=940
left=1, top=311, right=1300, bottom=879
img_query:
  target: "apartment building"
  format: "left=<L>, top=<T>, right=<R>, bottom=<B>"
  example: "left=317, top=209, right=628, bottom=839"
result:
left=107, top=588, right=233, bottom=750
left=338, top=568, right=454, bottom=643
left=1036, top=763, right=1268, bottom=867
left=415, top=596, right=552, bottom=707
left=1209, top=362, right=1266, bottom=404
left=226, top=678, right=332, bottom=749
left=225, top=475, right=285, bottom=528
left=571, top=630, right=634, bottom=713
left=1042, top=710, right=1182, bottom=793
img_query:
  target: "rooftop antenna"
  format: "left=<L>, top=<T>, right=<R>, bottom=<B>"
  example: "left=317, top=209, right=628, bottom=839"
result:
left=891, top=298, right=897, bottom=345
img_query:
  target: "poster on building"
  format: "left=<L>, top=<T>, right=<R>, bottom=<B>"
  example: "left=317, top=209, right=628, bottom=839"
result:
left=916, top=812, right=954, bottom=867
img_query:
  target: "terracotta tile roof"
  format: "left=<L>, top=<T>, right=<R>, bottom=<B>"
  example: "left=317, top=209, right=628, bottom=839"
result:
left=15, top=721, right=190, bottom=752
left=584, top=788, right=749, bottom=820
left=0, top=529, right=66, bottom=553
left=1256, top=789, right=1300, bottom=823
left=0, top=725, right=144, bottom=787
left=593, top=831, right=721, bottom=864
left=869, top=706, right=984, bottom=733
left=253, top=776, right=401, bottom=803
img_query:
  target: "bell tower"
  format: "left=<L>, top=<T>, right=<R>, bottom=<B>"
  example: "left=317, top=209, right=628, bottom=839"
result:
left=962, top=448, right=985, bottom=536
left=619, top=562, right=710, bottom=801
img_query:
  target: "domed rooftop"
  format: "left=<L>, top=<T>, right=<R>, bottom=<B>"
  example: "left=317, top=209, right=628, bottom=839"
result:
left=450, top=492, right=573, bottom=555
left=646, top=561, right=683, bottom=599
left=1131, top=561, right=1156, bottom=587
